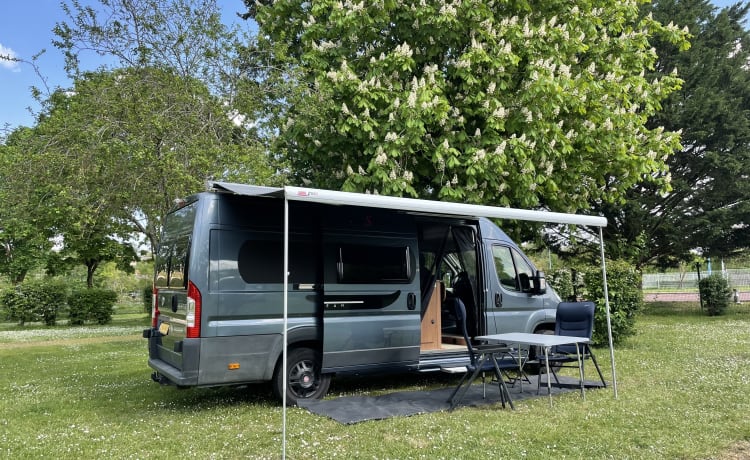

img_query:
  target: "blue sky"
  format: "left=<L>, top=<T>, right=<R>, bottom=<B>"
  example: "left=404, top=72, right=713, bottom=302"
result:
left=0, top=0, right=250, bottom=131
left=0, top=0, right=744, bottom=132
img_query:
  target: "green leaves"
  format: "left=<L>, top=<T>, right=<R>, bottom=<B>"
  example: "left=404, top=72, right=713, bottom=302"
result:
left=256, top=0, right=688, bottom=221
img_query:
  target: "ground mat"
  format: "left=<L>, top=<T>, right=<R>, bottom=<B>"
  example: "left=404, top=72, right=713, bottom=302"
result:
left=297, top=375, right=604, bottom=424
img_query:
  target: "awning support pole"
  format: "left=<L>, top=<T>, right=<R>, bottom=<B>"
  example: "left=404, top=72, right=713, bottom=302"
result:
left=599, top=227, right=618, bottom=398
left=282, top=196, right=289, bottom=458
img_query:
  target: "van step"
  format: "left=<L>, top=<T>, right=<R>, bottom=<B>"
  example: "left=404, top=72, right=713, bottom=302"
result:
left=441, top=334, right=466, bottom=346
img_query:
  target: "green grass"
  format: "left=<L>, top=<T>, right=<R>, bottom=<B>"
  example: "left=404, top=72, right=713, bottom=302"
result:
left=2, top=304, right=750, bottom=459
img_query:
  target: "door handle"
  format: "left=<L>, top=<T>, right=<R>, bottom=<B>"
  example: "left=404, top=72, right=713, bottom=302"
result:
left=407, top=292, right=417, bottom=310
left=495, top=292, right=502, bottom=308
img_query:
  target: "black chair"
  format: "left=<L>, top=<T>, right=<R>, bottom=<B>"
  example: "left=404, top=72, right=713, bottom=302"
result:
left=539, top=301, right=607, bottom=390
left=445, top=298, right=515, bottom=410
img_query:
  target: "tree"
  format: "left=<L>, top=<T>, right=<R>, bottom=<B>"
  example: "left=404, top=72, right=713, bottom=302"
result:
left=247, top=0, right=689, bottom=221
left=50, top=0, right=282, bottom=253
left=2, top=0, right=282, bottom=287
left=55, top=0, right=231, bottom=89
left=601, top=0, right=750, bottom=267
left=0, top=128, right=55, bottom=284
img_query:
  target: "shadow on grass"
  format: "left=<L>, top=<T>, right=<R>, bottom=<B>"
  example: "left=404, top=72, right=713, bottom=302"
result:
left=150, top=370, right=465, bottom=412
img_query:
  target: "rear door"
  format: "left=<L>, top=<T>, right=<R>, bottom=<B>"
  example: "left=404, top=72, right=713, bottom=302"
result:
left=153, top=202, right=198, bottom=371
left=320, top=215, right=421, bottom=373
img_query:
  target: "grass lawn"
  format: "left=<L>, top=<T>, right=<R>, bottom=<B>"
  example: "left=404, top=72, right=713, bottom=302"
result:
left=1, top=303, right=749, bottom=459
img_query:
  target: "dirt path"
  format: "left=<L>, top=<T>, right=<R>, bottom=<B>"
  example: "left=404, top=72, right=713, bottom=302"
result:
left=715, top=441, right=750, bottom=459
left=644, top=292, right=750, bottom=302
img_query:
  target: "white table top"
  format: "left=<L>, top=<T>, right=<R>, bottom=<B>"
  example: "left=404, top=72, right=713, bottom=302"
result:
left=476, top=332, right=589, bottom=348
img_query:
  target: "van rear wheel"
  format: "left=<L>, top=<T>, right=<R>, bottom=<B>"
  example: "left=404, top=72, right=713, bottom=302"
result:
left=272, top=347, right=331, bottom=406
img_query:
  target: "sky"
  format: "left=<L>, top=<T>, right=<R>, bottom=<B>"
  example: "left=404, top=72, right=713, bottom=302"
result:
left=0, top=0, right=251, bottom=132
left=0, top=0, right=744, bottom=133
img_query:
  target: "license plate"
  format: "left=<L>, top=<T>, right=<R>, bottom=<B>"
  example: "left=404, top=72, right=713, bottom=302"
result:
left=158, top=323, right=170, bottom=336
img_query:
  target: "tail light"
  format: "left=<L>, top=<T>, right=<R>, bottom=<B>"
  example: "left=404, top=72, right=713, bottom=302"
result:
left=186, top=281, right=202, bottom=338
left=151, top=287, right=160, bottom=328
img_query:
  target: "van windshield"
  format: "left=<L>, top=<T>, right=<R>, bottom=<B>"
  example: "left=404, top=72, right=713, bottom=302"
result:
left=155, top=201, right=198, bottom=289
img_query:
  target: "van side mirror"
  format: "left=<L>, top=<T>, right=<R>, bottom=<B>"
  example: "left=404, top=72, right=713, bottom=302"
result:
left=533, top=271, right=547, bottom=295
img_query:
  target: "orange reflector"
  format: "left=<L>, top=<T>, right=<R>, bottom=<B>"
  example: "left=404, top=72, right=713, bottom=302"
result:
left=228, top=363, right=240, bottom=370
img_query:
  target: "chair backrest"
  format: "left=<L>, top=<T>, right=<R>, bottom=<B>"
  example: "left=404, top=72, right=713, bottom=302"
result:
left=452, top=272, right=477, bottom=336
left=453, top=298, right=478, bottom=366
left=554, top=301, right=595, bottom=354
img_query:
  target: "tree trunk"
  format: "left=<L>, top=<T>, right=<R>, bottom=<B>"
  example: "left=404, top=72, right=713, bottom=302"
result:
left=86, top=260, right=99, bottom=288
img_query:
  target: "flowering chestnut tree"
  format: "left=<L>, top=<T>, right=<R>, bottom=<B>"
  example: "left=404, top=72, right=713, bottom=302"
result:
left=252, top=0, right=689, bottom=212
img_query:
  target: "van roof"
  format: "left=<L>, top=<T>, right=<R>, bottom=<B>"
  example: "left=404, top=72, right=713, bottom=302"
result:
left=209, top=182, right=607, bottom=228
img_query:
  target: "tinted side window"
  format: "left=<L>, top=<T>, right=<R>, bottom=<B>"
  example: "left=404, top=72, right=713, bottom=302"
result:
left=237, top=238, right=316, bottom=285
left=337, top=244, right=412, bottom=283
left=492, top=245, right=518, bottom=291
left=492, top=245, right=535, bottom=292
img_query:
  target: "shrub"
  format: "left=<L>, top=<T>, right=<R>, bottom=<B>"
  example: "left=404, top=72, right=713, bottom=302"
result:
left=68, top=289, right=118, bottom=325
left=582, top=260, right=643, bottom=345
left=699, top=274, right=731, bottom=316
left=142, top=284, right=153, bottom=314
left=548, top=268, right=583, bottom=302
left=1, top=289, right=32, bottom=325
left=0, top=280, right=68, bottom=326
left=548, top=260, right=642, bottom=346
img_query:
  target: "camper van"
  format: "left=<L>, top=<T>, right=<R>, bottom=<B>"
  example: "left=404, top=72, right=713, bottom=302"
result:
left=143, top=183, right=563, bottom=405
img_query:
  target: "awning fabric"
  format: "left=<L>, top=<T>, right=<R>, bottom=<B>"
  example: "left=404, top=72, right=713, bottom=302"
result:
left=210, top=182, right=608, bottom=227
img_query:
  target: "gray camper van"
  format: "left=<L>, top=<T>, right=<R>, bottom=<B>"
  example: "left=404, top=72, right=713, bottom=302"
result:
left=143, top=183, right=561, bottom=404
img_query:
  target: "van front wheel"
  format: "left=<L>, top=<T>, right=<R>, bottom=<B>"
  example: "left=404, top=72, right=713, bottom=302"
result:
left=273, top=347, right=331, bottom=406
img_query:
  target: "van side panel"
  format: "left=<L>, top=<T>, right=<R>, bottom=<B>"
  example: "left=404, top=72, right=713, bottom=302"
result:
left=321, top=208, right=421, bottom=372
left=197, top=197, right=321, bottom=385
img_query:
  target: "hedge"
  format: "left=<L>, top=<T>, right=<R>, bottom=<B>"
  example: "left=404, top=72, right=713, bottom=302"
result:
left=1, top=280, right=68, bottom=326
left=68, top=288, right=118, bottom=325
left=549, top=259, right=642, bottom=345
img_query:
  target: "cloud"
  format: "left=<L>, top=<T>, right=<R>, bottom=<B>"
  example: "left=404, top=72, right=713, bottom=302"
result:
left=0, top=43, right=21, bottom=72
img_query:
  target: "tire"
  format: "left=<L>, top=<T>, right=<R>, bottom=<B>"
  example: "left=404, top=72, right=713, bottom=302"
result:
left=272, top=347, right=331, bottom=406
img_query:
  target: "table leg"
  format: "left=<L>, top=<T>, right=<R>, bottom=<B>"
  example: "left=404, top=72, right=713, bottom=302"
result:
left=575, top=343, right=585, bottom=400
left=544, top=346, right=552, bottom=407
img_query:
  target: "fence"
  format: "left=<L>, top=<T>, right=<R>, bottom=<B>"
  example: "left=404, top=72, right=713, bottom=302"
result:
left=642, top=269, right=750, bottom=291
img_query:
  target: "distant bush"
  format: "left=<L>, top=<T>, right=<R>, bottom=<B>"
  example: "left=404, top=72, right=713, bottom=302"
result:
left=68, top=289, right=118, bottom=325
left=699, top=274, right=731, bottom=316
left=0, top=280, right=68, bottom=326
left=142, top=284, right=153, bottom=314
left=549, top=260, right=642, bottom=346
left=548, top=268, right=583, bottom=302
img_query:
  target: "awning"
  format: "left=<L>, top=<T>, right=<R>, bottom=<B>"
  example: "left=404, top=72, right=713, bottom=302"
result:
left=210, top=182, right=608, bottom=227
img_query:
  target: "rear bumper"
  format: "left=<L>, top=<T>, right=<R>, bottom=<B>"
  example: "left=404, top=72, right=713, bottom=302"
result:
left=147, top=358, right=199, bottom=387
left=143, top=327, right=200, bottom=387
